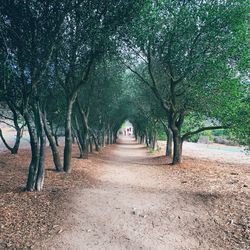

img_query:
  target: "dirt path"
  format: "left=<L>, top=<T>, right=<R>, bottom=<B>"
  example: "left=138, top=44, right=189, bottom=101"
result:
left=43, top=137, right=232, bottom=250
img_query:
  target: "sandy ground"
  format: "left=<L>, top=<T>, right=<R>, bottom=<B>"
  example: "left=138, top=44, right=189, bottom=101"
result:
left=158, top=140, right=250, bottom=165
left=0, top=128, right=249, bottom=249
left=40, top=137, right=250, bottom=250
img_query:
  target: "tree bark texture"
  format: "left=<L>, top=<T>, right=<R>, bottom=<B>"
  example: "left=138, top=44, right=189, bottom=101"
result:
left=24, top=107, right=46, bottom=191
left=42, top=113, right=62, bottom=172
left=172, top=130, right=183, bottom=165
left=166, top=128, right=173, bottom=157
left=63, top=98, right=75, bottom=173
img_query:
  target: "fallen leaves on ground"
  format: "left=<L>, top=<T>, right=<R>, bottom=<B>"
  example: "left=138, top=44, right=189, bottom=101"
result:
left=0, top=142, right=249, bottom=250
left=143, top=149, right=250, bottom=250
left=0, top=145, right=98, bottom=249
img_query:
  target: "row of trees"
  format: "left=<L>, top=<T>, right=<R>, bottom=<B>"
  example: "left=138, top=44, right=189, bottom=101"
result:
left=0, top=0, right=143, bottom=191
left=119, top=0, right=250, bottom=163
left=0, top=0, right=249, bottom=191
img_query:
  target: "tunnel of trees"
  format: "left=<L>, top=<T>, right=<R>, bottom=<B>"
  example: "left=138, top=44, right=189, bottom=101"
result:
left=0, top=0, right=249, bottom=191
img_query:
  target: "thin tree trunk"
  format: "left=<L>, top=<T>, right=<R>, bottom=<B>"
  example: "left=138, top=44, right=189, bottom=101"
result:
left=75, top=99, right=89, bottom=159
left=81, top=131, right=88, bottom=159
left=63, top=97, right=75, bottom=173
left=90, top=130, right=100, bottom=151
left=0, top=119, right=24, bottom=154
left=42, top=113, right=62, bottom=172
left=25, top=107, right=46, bottom=191
left=89, top=137, right=93, bottom=153
left=0, top=101, right=24, bottom=154
left=51, top=126, right=59, bottom=147
left=25, top=111, right=40, bottom=191
left=0, top=128, right=22, bottom=154
left=75, top=132, right=84, bottom=158
left=54, top=133, right=59, bottom=147
left=109, top=129, right=113, bottom=144
left=11, top=128, right=22, bottom=154
left=36, top=109, right=46, bottom=191
left=51, top=123, right=60, bottom=147
left=151, top=132, right=156, bottom=150
left=140, top=135, right=143, bottom=144
left=73, top=115, right=84, bottom=158
left=106, top=126, right=110, bottom=144
left=95, top=140, right=100, bottom=151
left=113, top=131, right=117, bottom=143
left=146, top=133, right=150, bottom=147
left=102, top=130, right=105, bottom=147
left=166, top=128, right=173, bottom=157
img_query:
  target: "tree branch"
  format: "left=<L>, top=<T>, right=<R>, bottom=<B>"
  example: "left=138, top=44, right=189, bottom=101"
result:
left=182, top=125, right=228, bottom=141
left=122, top=60, right=152, bottom=88
left=0, top=128, right=13, bottom=151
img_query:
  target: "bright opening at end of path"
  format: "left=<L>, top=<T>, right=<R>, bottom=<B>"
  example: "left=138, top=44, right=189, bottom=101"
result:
left=119, top=120, right=134, bottom=137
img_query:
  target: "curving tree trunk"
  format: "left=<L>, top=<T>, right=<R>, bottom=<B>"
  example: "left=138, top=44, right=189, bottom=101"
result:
left=73, top=115, right=84, bottom=158
left=90, top=130, right=100, bottom=151
left=42, top=113, right=62, bottom=172
left=36, top=116, right=46, bottom=191
left=24, top=111, right=39, bottom=191
left=0, top=127, right=23, bottom=154
left=24, top=106, right=46, bottom=191
left=0, top=104, right=24, bottom=154
left=75, top=99, right=89, bottom=159
left=63, top=96, right=76, bottom=173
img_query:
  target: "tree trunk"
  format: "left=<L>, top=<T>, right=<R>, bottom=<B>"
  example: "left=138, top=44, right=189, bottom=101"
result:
left=36, top=112, right=46, bottom=191
left=109, top=129, right=113, bottom=144
left=102, top=130, right=105, bottom=147
left=145, top=133, right=148, bottom=146
left=113, top=131, right=117, bottom=143
left=0, top=101, right=24, bottom=154
left=75, top=133, right=84, bottom=158
left=81, top=131, right=88, bottom=159
left=42, top=113, right=62, bottom=172
left=106, top=126, right=110, bottom=144
left=166, top=128, right=173, bottom=157
left=54, top=133, right=59, bottom=147
left=11, top=128, right=22, bottom=154
left=151, top=132, right=156, bottom=150
left=25, top=112, right=40, bottom=191
left=51, top=123, right=60, bottom=147
left=95, top=140, right=100, bottom=151
left=140, top=135, right=143, bottom=144
left=90, top=130, right=100, bottom=151
left=172, top=131, right=183, bottom=165
left=24, top=107, right=46, bottom=191
left=75, top=100, right=89, bottom=159
left=73, top=115, right=84, bottom=158
left=0, top=127, right=22, bottom=154
left=89, top=137, right=93, bottom=153
left=63, top=98, right=75, bottom=173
